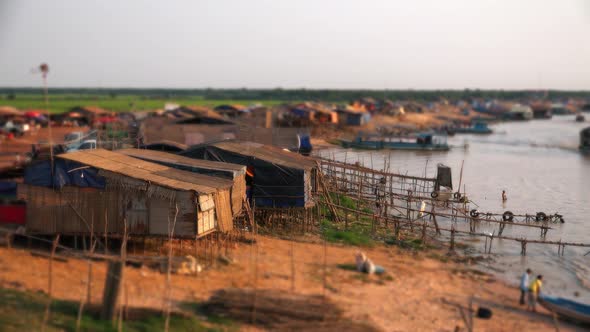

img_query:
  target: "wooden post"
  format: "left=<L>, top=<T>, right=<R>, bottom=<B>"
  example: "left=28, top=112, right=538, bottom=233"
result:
left=498, top=223, right=506, bottom=236
left=41, top=234, right=60, bottom=332
left=164, top=204, right=179, bottom=332
left=431, top=206, right=441, bottom=235
left=104, top=210, right=108, bottom=254
left=323, top=235, right=328, bottom=298
left=290, top=239, right=295, bottom=292
left=101, top=260, right=122, bottom=321
left=356, top=172, right=362, bottom=225
left=76, top=239, right=97, bottom=332
left=265, top=110, right=272, bottom=129
left=118, top=221, right=128, bottom=332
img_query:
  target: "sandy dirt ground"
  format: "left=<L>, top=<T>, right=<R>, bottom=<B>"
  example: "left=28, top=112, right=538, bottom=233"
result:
left=0, top=235, right=583, bottom=332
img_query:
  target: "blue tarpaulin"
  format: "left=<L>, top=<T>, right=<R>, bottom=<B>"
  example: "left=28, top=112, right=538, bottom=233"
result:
left=291, top=108, right=309, bottom=118
left=24, top=159, right=105, bottom=189
left=0, top=181, right=17, bottom=198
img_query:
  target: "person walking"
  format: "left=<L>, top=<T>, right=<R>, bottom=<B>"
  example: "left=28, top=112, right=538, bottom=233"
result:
left=519, top=268, right=531, bottom=305
left=528, top=275, right=543, bottom=312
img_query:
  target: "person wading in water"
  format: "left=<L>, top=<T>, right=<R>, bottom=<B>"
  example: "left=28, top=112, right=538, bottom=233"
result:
left=502, top=190, right=507, bottom=202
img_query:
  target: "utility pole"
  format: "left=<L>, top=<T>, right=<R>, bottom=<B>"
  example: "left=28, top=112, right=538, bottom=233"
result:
left=39, top=63, right=53, bottom=170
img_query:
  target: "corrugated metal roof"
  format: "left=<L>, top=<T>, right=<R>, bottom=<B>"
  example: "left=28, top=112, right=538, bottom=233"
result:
left=57, top=149, right=232, bottom=194
left=210, top=141, right=317, bottom=170
left=117, top=148, right=245, bottom=173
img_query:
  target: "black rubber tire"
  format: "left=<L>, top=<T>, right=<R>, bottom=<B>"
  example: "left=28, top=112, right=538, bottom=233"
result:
left=453, top=192, right=462, bottom=200
left=431, top=191, right=438, bottom=198
left=470, top=209, right=480, bottom=218
left=477, top=307, right=493, bottom=319
left=502, top=211, right=514, bottom=222
left=536, top=212, right=547, bottom=222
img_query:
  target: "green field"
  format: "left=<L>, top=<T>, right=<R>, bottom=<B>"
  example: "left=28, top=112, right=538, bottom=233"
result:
left=0, top=287, right=235, bottom=332
left=0, top=94, right=284, bottom=113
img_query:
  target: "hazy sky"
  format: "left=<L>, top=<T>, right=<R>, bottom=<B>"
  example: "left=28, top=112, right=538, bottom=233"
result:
left=1, top=0, right=589, bottom=89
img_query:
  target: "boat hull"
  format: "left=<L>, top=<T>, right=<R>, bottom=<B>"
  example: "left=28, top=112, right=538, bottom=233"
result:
left=382, top=142, right=449, bottom=151
left=454, top=128, right=493, bottom=135
left=340, top=140, right=383, bottom=150
left=340, top=140, right=449, bottom=151
left=539, top=295, right=590, bottom=324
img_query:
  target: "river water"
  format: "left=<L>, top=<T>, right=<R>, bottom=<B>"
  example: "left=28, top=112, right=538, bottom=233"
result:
left=316, top=115, right=590, bottom=301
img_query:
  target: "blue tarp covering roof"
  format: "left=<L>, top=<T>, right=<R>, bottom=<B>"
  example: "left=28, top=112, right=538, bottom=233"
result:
left=24, top=159, right=105, bottom=189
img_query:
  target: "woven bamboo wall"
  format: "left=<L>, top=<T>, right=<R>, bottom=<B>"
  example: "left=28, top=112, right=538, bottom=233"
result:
left=18, top=184, right=122, bottom=235
left=231, top=174, right=246, bottom=217
left=18, top=184, right=203, bottom=238
left=213, top=188, right=233, bottom=233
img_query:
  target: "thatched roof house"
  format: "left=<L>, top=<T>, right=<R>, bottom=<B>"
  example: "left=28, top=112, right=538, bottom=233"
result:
left=139, top=106, right=237, bottom=146
left=20, top=149, right=234, bottom=238
left=118, top=148, right=246, bottom=217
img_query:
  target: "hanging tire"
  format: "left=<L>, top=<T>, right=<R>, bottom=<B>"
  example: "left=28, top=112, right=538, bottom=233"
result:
left=502, top=211, right=514, bottom=222
left=535, top=212, right=547, bottom=222
left=431, top=191, right=438, bottom=199
left=453, top=192, right=462, bottom=200
left=555, top=213, right=565, bottom=223
left=470, top=209, right=480, bottom=218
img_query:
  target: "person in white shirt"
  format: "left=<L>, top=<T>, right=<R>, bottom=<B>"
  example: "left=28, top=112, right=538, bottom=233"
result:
left=520, top=268, right=532, bottom=305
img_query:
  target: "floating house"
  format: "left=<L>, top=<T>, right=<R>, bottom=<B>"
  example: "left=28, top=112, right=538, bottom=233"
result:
left=117, top=148, right=246, bottom=217
left=140, top=106, right=237, bottom=146
left=530, top=102, right=552, bottom=119
left=180, top=141, right=318, bottom=208
left=336, top=104, right=371, bottom=126
left=19, top=149, right=235, bottom=238
left=505, top=104, right=533, bottom=121
left=550, top=103, right=572, bottom=115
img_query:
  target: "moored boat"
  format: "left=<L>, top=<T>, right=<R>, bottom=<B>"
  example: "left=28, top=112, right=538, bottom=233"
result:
left=341, top=132, right=449, bottom=151
left=454, top=121, right=493, bottom=134
left=539, top=294, right=590, bottom=324
left=383, top=132, right=449, bottom=151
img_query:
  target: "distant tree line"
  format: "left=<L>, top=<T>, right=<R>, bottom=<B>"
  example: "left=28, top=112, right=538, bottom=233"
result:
left=0, top=87, right=588, bottom=102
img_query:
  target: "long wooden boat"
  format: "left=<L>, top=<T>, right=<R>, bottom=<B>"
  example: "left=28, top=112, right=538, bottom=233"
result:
left=539, top=294, right=590, bottom=324
left=340, top=132, right=450, bottom=151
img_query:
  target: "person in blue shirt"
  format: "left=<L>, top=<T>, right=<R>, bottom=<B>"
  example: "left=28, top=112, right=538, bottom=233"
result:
left=520, top=268, right=532, bottom=305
